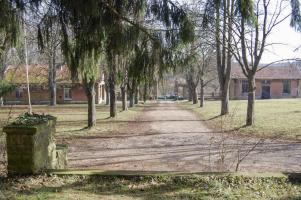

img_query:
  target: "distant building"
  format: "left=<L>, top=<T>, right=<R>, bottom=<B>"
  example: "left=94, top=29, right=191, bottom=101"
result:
left=230, top=63, right=301, bottom=99
left=3, top=65, right=106, bottom=105
left=174, top=77, right=189, bottom=98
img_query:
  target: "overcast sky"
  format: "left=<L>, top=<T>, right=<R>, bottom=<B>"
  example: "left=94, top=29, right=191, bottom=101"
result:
left=263, top=12, right=301, bottom=63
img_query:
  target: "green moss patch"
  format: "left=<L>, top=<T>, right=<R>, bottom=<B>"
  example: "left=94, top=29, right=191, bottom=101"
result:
left=10, top=112, right=56, bottom=126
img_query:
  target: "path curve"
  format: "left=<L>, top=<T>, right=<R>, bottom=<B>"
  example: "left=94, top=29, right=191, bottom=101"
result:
left=67, top=102, right=301, bottom=172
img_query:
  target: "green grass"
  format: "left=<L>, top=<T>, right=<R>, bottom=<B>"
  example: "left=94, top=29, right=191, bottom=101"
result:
left=0, top=103, right=144, bottom=175
left=182, top=99, right=301, bottom=140
left=0, top=103, right=143, bottom=138
left=1, top=174, right=301, bottom=199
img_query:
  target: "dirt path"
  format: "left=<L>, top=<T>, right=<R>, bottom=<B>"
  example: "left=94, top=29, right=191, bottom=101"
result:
left=67, top=102, right=301, bottom=172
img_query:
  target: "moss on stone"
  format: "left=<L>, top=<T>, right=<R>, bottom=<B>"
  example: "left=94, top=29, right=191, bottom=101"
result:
left=10, top=112, right=56, bottom=126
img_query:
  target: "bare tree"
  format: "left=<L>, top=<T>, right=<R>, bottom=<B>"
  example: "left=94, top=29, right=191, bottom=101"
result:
left=119, top=56, right=129, bottom=111
left=212, top=0, right=235, bottom=115
left=33, top=3, right=63, bottom=106
left=184, top=46, right=200, bottom=105
left=182, top=31, right=216, bottom=106
left=23, top=12, right=32, bottom=114
left=231, top=0, right=290, bottom=126
left=107, top=52, right=118, bottom=118
left=199, top=45, right=216, bottom=107
left=128, top=77, right=136, bottom=107
left=43, top=21, right=61, bottom=106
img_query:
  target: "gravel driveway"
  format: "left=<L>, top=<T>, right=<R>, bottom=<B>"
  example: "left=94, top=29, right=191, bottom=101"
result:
left=67, top=102, right=301, bottom=172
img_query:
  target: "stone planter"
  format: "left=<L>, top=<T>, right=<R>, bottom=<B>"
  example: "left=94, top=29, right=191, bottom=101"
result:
left=55, top=144, right=68, bottom=169
left=3, top=118, right=58, bottom=175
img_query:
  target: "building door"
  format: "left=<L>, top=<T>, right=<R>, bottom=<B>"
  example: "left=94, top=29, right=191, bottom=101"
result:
left=261, top=85, right=270, bottom=99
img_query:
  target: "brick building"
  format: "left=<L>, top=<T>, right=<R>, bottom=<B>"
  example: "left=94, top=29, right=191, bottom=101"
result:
left=230, top=63, right=301, bottom=99
left=3, top=65, right=106, bottom=105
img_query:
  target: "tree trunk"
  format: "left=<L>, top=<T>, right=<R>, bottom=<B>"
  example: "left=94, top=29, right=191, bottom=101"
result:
left=214, top=0, right=232, bottom=116
left=49, top=50, right=57, bottom=106
left=246, top=75, right=255, bottom=126
left=143, top=83, right=147, bottom=102
left=200, top=79, right=204, bottom=107
left=128, top=80, right=135, bottom=108
left=220, top=68, right=231, bottom=115
left=220, top=87, right=229, bottom=115
left=84, top=80, right=96, bottom=128
left=109, top=72, right=117, bottom=117
left=155, top=80, right=158, bottom=100
left=49, top=82, right=56, bottom=106
left=23, top=14, right=32, bottom=114
left=105, top=82, right=110, bottom=105
left=129, top=91, right=134, bottom=107
left=0, top=73, right=3, bottom=106
left=121, top=86, right=128, bottom=111
left=188, top=86, right=192, bottom=101
left=129, top=81, right=135, bottom=107
left=134, top=86, right=139, bottom=104
left=192, top=85, right=198, bottom=104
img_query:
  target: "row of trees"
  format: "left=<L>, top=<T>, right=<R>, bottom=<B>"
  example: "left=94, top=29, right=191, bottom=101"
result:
left=1, top=0, right=301, bottom=128
left=199, top=0, right=292, bottom=126
left=0, top=0, right=195, bottom=128
left=178, top=0, right=297, bottom=127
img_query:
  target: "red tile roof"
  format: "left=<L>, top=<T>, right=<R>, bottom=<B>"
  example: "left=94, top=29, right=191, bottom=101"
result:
left=231, top=62, right=301, bottom=80
left=4, top=65, right=72, bottom=84
left=4, top=65, right=105, bottom=85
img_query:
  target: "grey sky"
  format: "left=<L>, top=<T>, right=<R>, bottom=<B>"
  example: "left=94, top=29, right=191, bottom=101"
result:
left=263, top=11, right=301, bottom=63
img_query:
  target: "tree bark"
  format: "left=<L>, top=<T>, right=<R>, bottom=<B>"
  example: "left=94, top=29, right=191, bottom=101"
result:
left=23, top=14, right=32, bottom=114
left=49, top=82, right=56, bottom=106
left=0, top=70, right=3, bottom=104
left=220, top=86, right=230, bottom=115
left=0, top=73, right=4, bottom=106
left=200, top=79, right=204, bottom=107
left=214, top=0, right=233, bottom=116
left=105, top=82, right=110, bottom=105
left=246, top=75, right=255, bottom=126
left=143, top=83, right=147, bottom=102
left=187, top=85, right=192, bottom=102
left=49, top=50, right=57, bottom=106
left=220, top=62, right=232, bottom=115
left=84, top=80, right=96, bottom=128
left=129, top=91, right=134, bottom=107
left=121, top=86, right=128, bottom=111
left=49, top=65, right=56, bottom=106
left=109, top=72, right=117, bottom=117
left=134, top=86, right=139, bottom=104
left=192, top=85, right=198, bottom=104
left=155, top=80, right=158, bottom=100
left=129, top=81, right=135, bottom=107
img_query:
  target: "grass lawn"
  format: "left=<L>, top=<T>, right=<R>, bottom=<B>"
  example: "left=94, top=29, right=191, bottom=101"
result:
left=0, top=103, right=143, bottom=138
left=1, top=174, right=301, bottom=199
left=182, top=99, right=301, bottom=140
left=0, top=103, right=143, bottom=175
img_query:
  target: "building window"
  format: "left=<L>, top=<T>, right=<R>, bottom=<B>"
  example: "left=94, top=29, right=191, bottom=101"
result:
left=261, top=80, right=271, bottom=85
left=283, top=80, right=291, bottom=94
left=15, top=89, right=23, bottom=99
left=242, top=80, right=248, bottom=93
left=64, top=88, right=72, bottom=100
